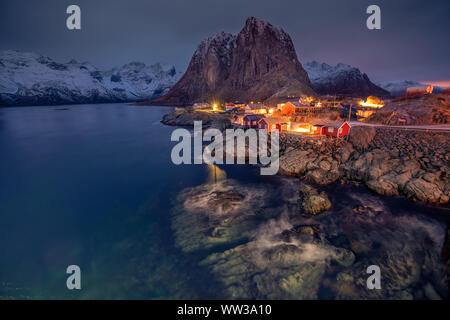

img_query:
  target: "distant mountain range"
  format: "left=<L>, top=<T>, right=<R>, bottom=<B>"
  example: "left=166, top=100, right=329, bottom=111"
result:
left=1, top=22, right=440, bottom=107
left=303, top=61, right=389, bottom=97
left=376, top=80, right=444, bottom=96
left=0, top=50, right=181, bottom=106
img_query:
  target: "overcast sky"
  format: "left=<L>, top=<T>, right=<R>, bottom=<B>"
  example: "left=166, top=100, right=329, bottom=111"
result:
left=1, top=0, right=449, bottom=85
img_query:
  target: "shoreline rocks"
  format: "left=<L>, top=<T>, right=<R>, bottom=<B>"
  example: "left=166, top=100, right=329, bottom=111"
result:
left=162, top=106, right=449, bottom=206
left=279, top=128, right=450, bottom=206
left=161, top=108, right=232, bottom=129
left=161, top=108, right=214, bottom=126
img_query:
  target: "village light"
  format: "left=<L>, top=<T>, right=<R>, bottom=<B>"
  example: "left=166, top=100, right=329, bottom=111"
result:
left=212, top=104, right=217, bottom=111
left=359, top=99, right=384, bottom=108
left=292, top=127, right=310, bottom=133
left=268, top=108, right=274, bottom=114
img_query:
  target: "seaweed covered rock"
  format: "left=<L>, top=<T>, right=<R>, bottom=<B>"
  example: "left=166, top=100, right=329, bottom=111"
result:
left=171, top=179, right=275, bottom=252
left=200, top=218, right=354, bottom=299
left=300, top=185, right=332, bottom=215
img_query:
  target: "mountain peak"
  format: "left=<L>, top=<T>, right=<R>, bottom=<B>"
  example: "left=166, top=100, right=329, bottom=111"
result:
left=0, top=50, right=181, bottom=106
left=244, top=16, right=270, bottom=28
left=155, top=17, right=314, bottom=105
left=304, top=60, right=389, bottom=97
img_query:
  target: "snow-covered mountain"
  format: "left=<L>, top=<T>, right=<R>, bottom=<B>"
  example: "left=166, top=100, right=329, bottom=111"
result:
left=304, top=61, right=389, bottom=97
left=0, top=50, right=182, bottom=106
left=376, top=80, right=438, bottom=96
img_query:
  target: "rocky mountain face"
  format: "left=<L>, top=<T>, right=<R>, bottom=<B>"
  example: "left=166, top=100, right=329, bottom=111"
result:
left=155, top=17, right=315, bottom=105
left=304, top=61, right=389, bottom=97
left=0, top=50, right=181, bottom=106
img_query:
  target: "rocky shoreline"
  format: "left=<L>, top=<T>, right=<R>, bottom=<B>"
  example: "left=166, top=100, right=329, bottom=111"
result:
left=161, top=108, right=232, bottom=130
left=162, top=108, right=449, bottom=299
left=161, top=107, right=449, bottom=206
left=279, top=127, right=450, bottom=206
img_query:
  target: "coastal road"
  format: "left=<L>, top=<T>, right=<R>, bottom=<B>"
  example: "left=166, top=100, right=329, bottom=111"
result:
left=349, top=121, right=450, bottom=132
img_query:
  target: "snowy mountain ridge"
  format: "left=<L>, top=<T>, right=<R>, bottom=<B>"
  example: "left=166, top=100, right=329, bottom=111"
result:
left=0, top=50, right=182, bottom=106
left=375, top=80, right=439, bottom=96
left=303, top=61, right=389, bottom=97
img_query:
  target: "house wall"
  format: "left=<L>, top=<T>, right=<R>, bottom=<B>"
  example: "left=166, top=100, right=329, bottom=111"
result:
left=311, top=126, right=324, bottom=135
left=244, top=117, right=261, bottom=128
left=325, top=123, right=350, bottom=137
left=281, top=103, right=296, bottom=115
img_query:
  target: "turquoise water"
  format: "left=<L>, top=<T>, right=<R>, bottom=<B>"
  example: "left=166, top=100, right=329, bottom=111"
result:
left=0, top=103, right=448, bottom=299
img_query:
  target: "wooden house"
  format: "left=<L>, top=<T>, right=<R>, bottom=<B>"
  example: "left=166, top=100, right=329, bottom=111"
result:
left=245, top=103, right=267, bottom=114
left=243, top=114, right=265, bottom=128
left=311, top=120, right=351, bottom=137
left=258, top=117, right=289, bottom=133
left=232, top=113, right=247, bottom=125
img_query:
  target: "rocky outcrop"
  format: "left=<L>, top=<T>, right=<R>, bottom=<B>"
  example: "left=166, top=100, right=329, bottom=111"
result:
left=279, top=129, right=450, bottom=205
left=348, top=126, right=376, bottom=152
left=169, top=169, right=448, bottom=299
left=162, top=108, right=214, bottom=126
left=171, top=179, right=273, bottom=252
left=367, top=94, right=450, bottom=125
left=154, top=17, right=315, bottom=105
left=300, top=185, right=332, bottom=215
left=278, top=136, right=346, bottom=185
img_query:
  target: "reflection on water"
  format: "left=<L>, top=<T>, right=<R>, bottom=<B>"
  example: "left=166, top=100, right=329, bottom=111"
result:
left=206, top=164, right=227, bottom=183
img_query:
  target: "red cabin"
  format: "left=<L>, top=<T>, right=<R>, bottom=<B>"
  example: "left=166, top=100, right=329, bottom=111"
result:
left=279, top=102, right=296, bottom=115
left=311, top=121, right=351, bottom=137
left=233, top=113, right=247, bottom=125
left=311, top=124, right=326, bottom=135
left=258, top=117, right=288, bottom=133
left=243, top=114, right=265, bottom=128
left=325, top=122, right=351, bottom=137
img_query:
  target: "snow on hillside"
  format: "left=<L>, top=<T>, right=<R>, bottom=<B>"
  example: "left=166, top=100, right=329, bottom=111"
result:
left=0, top=50, right=182, bottom=106
left=376, top=80, right=426, bottom=96
left=304, top=61, right=355, bottom=83
left=303, top=61, right=389, bottom=97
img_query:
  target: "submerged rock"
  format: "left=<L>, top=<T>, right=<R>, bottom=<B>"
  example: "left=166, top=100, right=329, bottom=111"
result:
left=200, top=216, right=354, bottom=299
left=300, top=185, right=332, bottom=215
left=169, top=171, right=448, bottom=299
left=171, top=179, right=276, bottom=252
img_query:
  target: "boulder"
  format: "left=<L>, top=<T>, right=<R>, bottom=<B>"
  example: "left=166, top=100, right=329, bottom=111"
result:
left=300, top=185, right=332, bottom=215
left=366, top=176, right=399, bottom=196
left=349, top=126, right=376, bottom=152
left=404, top=178, right=447, bottom=204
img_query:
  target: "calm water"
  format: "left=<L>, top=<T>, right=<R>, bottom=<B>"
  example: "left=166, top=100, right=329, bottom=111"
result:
left=0, top=103, right=448, bottom=299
